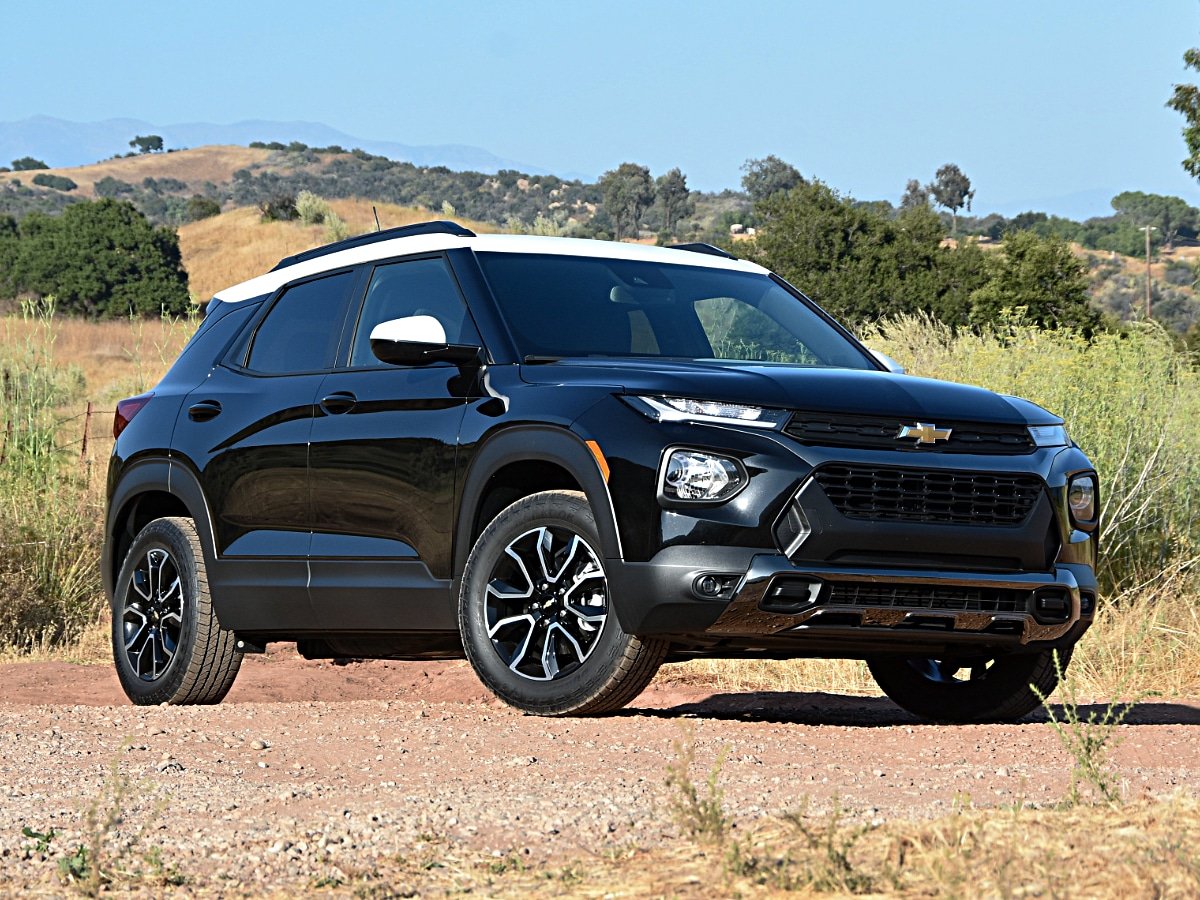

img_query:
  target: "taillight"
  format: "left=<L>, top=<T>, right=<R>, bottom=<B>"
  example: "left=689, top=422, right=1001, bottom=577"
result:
left=114, top=393, right=154, bottom=439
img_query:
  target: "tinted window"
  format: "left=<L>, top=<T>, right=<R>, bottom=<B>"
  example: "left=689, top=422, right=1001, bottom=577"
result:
left=476, top=253, right=874, bottom=368
left=247, top=271, right=354, bottom=373
left=348, top=257, right=477, bottom=366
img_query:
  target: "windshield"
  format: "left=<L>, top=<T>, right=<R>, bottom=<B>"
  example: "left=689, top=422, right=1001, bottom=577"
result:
left=475, top=252, right=875, bottom=369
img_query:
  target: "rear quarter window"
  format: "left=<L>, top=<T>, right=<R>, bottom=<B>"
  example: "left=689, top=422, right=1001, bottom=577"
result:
left=245, top=271, right=356, bottom=373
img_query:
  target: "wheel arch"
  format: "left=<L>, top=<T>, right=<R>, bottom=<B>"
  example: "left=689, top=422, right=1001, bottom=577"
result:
left=455, top=426, right=622, bottom=581
left=104, top=458, right=219, bottom=607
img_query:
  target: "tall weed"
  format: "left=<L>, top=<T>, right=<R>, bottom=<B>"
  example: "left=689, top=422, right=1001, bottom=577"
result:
left=0, top=300, right=103, bottom=647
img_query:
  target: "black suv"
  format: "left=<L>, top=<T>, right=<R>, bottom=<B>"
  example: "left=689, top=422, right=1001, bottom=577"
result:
left=103, top=221, right=1099, bottom=722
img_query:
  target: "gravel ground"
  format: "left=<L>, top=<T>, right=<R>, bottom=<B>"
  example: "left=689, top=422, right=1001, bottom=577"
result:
left=0, top=647, right=1197, bottom=895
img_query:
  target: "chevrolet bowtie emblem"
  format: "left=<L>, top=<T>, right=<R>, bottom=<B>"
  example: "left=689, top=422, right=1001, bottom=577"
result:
left=897, top=422, right=953, bottom=444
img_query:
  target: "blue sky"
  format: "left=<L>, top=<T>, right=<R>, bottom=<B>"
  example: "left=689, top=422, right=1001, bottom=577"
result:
left=5, top=1, right=1200, bottom=217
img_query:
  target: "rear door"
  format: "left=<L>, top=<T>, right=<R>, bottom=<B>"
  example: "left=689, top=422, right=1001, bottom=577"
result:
left=172, top=268, right=359, bottom=631
left=307, top=254, right=483, bottom=631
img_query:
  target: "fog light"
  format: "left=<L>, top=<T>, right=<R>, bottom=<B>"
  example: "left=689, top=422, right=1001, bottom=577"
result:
left=692, top=573, right=740, bottom=600
left=661, top=449, right=745, bottom=502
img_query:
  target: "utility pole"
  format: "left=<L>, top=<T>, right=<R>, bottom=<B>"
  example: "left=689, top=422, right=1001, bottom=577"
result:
left=1140, top=225, right=1157, bottom=319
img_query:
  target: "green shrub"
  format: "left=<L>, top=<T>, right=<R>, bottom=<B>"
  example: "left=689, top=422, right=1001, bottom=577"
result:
left=258, top=194, right=297, bottom=222
left=93, top=176, right=134, bottom=198
left=31, top=173, right=76, bottom=192
left=295, top=190, right=331, bottom=225
left=185, top=195, right=221, bottom=222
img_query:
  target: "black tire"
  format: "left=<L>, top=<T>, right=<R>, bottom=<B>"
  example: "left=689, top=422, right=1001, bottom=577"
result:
left=459, top=490, right=668, bottom=716
left=867, top=648, right=1071, bottom=724
left=112, top=517, right=243, bottom=705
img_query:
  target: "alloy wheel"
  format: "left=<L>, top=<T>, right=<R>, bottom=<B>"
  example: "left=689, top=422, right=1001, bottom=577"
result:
left=484, top=526, right=608, bottom=681
left=121, top=547, right=185, bottom=682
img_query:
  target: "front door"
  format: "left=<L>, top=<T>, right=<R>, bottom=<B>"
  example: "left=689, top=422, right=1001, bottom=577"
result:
left=307, top=255, right=483, bottom=631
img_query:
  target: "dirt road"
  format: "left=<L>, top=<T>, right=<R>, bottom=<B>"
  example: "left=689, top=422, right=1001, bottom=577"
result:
left=1, top=647, right=1197, bottom=895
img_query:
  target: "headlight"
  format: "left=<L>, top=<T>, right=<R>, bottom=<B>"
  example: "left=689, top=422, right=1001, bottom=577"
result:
left=660, top=449, right=746, bottom=502
left=1028, top=424, right=1070, bottom=447
left=628, top=395, right=788, bottom=429
left=1067, top=474, right=1098, bottom=528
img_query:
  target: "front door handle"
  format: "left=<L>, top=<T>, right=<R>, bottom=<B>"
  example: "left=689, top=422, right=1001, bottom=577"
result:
left=187, top=399, right=222, bottom=422
left=319, top=391, right=357, bottom=415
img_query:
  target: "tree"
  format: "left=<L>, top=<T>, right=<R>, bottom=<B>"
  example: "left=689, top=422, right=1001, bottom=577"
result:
left=1110, top=190, right=1198, bottom=249
left=900, top=178, right=931, bottom=211
left=929, top=163, right=975, bottom=236
left=11, top=156, right=48, bottom=171
left=967, top=230, right=1100, bottom=332
left=598, top=163, right=654, bottom=240
left=655, top=168, right=694, bottom=236
left=743, top=179, right=987, bottom=325
left=740, top=155, right=803, bottom=203
left=129, top=134, right=164, bottom=154
left=1168, top=48, right=1200, bottom=180
left=7, top=199, right=190, bottom=317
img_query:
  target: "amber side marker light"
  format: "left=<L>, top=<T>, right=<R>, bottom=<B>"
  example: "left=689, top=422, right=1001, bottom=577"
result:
left=585, top=440, right=610, bottom=482
left=114, top=393, right=154, bottom=439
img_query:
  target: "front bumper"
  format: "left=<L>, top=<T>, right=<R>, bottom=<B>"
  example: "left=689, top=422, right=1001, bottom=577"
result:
left=608, top=549, right=1097, bottom=656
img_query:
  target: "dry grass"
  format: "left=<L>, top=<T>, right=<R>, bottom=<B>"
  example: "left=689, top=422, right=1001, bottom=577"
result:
left=662, top=657, right=881, bottom=696
left=319, top=798, right=1200, bottom=897
left=0, top=615, right=109, bottom=665
left=14, top=146, right=268, bottom=197
left=178, top=201, right=497, bottom=301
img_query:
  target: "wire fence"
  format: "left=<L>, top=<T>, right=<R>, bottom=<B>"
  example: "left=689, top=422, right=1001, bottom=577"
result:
left=0, top=401, right=107, bottom=467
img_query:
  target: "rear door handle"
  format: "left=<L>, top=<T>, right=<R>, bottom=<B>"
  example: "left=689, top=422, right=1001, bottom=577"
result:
left=319, top=391, right=357, bottom=415
left=187, top=399, right=222, bottom=422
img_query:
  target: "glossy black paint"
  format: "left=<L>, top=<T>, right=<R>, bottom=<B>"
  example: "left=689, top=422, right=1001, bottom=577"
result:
left=104, top=243, right=1100, bottom=661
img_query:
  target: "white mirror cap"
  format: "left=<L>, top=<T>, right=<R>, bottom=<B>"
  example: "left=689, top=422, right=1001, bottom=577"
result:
left=869, top=349, right=905, bottom=375
left=369, top=315, right=447, bottom=345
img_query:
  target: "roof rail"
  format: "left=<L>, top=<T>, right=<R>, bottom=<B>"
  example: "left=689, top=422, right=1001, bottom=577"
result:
left=271, top=220, right=477, bottom=271
left=667, top=242, right=737, bottom=261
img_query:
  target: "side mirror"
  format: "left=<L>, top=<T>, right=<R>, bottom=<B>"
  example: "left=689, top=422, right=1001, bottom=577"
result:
left=869, top=349, right=905, bottom=375
left=369, top=315, right=481, bottom=366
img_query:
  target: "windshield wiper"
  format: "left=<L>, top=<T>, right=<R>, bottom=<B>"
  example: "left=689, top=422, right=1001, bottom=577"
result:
left=522, top=355, right=564, bottom=364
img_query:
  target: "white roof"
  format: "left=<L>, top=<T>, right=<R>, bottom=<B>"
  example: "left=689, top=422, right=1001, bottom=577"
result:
left=212, top=233, right=768, bottom=303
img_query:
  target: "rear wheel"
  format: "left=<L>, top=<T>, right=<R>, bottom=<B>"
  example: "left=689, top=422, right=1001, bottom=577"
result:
left=459, top=490, right=668, bottom=716
left=867, top=648, right=1069, bottom=724
left=112, top=517, right=243, bottom=705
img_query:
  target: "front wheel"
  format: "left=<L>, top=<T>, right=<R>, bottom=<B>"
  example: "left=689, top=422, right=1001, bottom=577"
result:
left=112, top=517, right=243, bottom=705
left=459, top=490, right=668, bottom=716
left=867, top=648, right=1070, bottom=724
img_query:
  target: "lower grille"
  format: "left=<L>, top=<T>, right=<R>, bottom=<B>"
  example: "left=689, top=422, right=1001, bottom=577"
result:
left=814, top=464, right=1043, bottom=526
left=825, top=581, right=1030, bottom=614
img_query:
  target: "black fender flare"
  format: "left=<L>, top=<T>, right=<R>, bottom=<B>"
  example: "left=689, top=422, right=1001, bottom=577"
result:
left=453, top=425, right=623, bottom=581
left=103, top=457, right=220, bottom=607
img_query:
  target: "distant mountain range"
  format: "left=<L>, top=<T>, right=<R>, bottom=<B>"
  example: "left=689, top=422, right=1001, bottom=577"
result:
left=0, top=115, right=578, bottom=178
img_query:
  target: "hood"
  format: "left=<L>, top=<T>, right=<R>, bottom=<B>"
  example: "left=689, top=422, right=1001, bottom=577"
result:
left=518, top=358, right=1061, bottom=426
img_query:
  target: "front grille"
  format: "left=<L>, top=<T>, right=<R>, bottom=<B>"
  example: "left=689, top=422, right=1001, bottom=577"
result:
left=826, top=581, right=1030, bottom=614
left=813, top=464, right=1043, bottom=526
left=785, top=412, right=1035, bottom=454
